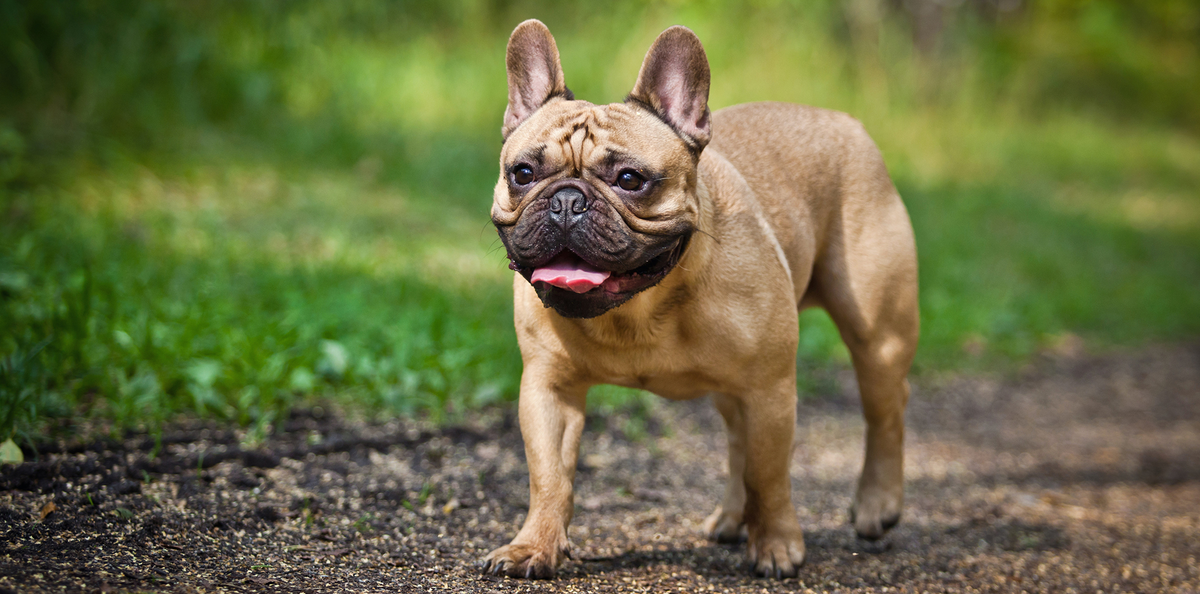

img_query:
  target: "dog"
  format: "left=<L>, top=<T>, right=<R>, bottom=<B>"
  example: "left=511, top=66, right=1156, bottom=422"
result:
left=482, top=20, right=919, bottom=579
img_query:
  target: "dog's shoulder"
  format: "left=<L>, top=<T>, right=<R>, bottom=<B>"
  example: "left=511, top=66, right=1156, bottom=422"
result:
left=710, top=101, right=872, bottom=159
left=706, top=101, right=891, bottom=215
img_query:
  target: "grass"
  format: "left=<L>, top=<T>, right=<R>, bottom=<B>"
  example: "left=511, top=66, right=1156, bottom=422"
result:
left=2, top=1, right=1198, bottom=442
left=1, top=152, right=522, bottom=439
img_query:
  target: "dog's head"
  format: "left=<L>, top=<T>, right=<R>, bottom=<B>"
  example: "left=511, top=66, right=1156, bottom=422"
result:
left=492, top=20, right=711, bottom=319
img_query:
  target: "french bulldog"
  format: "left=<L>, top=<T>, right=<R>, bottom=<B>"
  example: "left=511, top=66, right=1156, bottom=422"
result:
left=482, top=19, right=919, bottom=579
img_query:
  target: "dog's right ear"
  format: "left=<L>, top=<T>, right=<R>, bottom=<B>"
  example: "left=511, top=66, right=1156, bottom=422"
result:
left=503, top=19, right=572, bottom=139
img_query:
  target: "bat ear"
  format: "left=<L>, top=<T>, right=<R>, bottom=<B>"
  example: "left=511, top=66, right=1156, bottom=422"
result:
left=503, top=19, right=572, bottom=139
left=627, top=26, right=711, bottom=152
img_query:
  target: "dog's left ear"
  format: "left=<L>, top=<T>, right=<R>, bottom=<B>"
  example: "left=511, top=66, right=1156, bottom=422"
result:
left=504, top=19, right=572, bottom=139
left=628, top=26, right=711, bottom=152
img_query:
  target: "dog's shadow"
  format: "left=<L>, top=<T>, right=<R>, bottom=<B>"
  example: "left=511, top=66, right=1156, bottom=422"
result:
left=569, top=542, right=745, bottom=579
left=561, top=520, right=1067, bottom=582
left=564, top=529, right=887, bottom=579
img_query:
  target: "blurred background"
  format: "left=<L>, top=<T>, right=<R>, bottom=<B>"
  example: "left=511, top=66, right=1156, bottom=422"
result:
left=1, top=0, right=1197, bottom=444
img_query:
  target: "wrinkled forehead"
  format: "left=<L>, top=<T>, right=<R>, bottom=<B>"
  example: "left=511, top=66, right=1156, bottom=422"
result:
left=502, top=100, right=691, bottom=170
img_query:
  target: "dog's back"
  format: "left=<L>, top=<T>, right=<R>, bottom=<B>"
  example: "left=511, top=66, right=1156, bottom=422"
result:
left=708, top=102, right=913, bottom=311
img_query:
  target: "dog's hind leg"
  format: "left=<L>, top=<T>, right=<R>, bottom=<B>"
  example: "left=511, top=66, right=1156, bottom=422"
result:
left=807, top=189, right=919, bottom=540
left=843, top=342, right=914, bottom=540
left=702, top=393, right=749, bottom=543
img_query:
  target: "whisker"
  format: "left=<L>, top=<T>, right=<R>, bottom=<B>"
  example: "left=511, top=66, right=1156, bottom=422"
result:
left=477, top=218, right=495, bottom=239
left=693, top=227, right=720, bottom=244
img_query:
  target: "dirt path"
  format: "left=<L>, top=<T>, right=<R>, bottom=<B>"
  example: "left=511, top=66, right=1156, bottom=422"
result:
left=3, top=343, right=1199, bottom=593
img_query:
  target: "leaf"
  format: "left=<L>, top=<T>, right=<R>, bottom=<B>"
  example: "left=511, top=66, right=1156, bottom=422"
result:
left=288, top=367, right=315, bottom=392
left=0, top=438, right=23, bottom=464
left=0, top=271, right=30, bottom=295
left=317, top=340, right=349, bottom=378
left=186, top=359, right=222, bottom=388
left=113, top=330, right=136, bottom=351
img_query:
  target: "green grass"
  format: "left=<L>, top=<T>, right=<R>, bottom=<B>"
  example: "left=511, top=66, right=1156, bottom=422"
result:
left=2, top=0, right=1199, bottom=442
left=1, top=152, right=521, bottom=439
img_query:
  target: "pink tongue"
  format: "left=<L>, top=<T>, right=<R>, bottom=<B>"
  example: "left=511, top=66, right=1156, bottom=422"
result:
left=531, top=252, right=611, bottom=294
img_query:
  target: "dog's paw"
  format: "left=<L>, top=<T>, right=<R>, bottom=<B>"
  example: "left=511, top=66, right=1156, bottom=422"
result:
left=747, top=526, right=806, bottom=579
left=850, top=484, right=903, bottom=540
left=702, top=506, right=747, bottom=543
left=479, top=542, right=569, bottom=579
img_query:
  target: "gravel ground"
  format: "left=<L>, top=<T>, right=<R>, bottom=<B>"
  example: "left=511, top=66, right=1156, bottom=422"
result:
left=2, top=342, right=1199, bottom=593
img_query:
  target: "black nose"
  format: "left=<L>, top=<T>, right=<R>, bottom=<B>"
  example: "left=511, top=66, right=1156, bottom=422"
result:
left=549, top=187, right=587, bottom=229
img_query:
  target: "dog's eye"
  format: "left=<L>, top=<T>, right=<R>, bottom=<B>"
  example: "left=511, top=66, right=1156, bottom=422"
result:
left=616, top=170, right=645, bottom=192
left=512, top=165, right=535, bottom=186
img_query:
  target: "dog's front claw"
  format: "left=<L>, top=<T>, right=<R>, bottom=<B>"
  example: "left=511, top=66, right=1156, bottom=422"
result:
left=702, top=506, right=747, bottom=543
left=481, top=542, right=568, bottom=579
left=747, top=528, right=805, bottom=579
left=850, top=482, right=903, bottom=540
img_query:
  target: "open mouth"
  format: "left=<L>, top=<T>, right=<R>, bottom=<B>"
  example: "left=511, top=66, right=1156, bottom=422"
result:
left=530, top=252, right=613, bottom=293
left=514, top=236, right=689, bottom=297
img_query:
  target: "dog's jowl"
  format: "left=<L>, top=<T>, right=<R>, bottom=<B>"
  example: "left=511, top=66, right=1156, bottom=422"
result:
left=482, top=20, right=919, bottom=579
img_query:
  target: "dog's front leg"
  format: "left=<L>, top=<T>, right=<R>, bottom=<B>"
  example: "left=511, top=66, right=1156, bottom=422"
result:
left=703, top=393, right=748, bottom=543
left=482, top=367, right=586, bottom=579
left=740, top=380, right=806, bottom=578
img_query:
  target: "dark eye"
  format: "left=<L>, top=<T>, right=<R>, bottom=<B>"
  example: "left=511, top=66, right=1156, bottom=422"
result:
left=512, top=165, right=535, bottom=186
left=616, top=170, right=644, bottom=192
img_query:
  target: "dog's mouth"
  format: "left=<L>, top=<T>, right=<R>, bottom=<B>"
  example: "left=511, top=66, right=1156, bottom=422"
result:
left=509, top=236, right=689, bottom=299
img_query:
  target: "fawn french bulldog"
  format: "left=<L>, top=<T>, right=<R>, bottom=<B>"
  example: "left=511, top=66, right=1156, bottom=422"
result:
left=483, top=20, right=918, bottom=579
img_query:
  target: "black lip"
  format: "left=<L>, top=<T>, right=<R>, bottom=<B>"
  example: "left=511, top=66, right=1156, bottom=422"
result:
left=510, top=233, right=691, bottom=319
left=629, top=236, right=687, bottom=277
left=507, top=233, right=686, bottom=279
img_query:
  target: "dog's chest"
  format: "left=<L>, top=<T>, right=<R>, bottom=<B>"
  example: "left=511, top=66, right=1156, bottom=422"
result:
left=575, top=331, right=754, bottom=400
left=608, top=369, right=723, bottom=401
left=558, top=293, right=786, bottom=399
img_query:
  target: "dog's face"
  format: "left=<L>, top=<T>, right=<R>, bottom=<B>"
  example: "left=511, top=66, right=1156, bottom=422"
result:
left=492, top=22, right=712, bottom=318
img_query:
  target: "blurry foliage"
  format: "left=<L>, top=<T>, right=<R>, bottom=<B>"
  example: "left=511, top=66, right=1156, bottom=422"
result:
left=0, top=0, right=1198, bottom=439
left=1, top=0, right=1197, bottom=161
left=0, top=185, right=522, bottom=440
left=1008, top=0, right=1200, bottom=131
